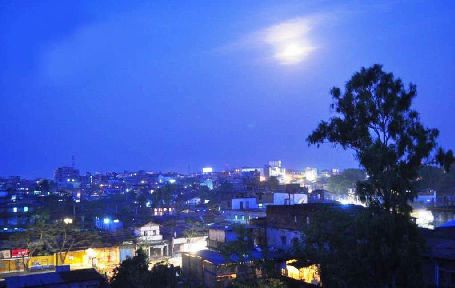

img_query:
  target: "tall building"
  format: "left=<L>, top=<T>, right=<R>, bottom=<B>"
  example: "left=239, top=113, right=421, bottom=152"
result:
left=54, top=166, right=80, bottom=189
left=264, top=160, right=286, bottom=183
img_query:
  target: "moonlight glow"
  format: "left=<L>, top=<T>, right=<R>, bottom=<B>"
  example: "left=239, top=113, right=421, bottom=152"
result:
left=264, top=18, right=316, bottom=65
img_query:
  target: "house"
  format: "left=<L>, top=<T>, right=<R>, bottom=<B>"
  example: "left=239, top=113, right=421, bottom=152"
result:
left=273, top=192, right=307, bottom=205
left=182, top=223, right=265, bottom=288
left=232, top=198, right=258, bottom=210
left=4, top=266, right=106, bottom=288
left=134, top=222, right=169, bottom=259
left=421, top=225, right=455, bottom=287
left=134, top=222, right=162, bottom=242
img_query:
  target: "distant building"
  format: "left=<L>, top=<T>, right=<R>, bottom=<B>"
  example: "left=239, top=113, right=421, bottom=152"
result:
left=202, top=167, right=213, bottom=174
left=264, top=160, right=286, bottom=183
left=415, top=190, right=437, bottom=206
left=95, top=217, right=123, bottom=232
left=232, top=198, right=258, bottom=210
left=186, top=197, right=201, bottom=206
left=303, top=167, right=318, bottom=182
left=273, top=192, right=307, bottom=205
left=54, top=167, right=80, bottom=190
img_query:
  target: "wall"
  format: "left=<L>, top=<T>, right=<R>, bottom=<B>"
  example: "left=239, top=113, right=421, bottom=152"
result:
left=232, top=198, right=258, bottom=210
left=266, top=227, right=303, bottom=251
left=273, top=193, right=308, bottom=205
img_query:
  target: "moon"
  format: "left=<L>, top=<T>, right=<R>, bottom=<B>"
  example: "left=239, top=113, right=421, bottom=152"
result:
left=275, top=42, right=314, bottom=65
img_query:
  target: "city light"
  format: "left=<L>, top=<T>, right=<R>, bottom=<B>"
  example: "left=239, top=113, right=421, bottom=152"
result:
left=63, top=218, right=73, bottom=224
left=202, top=167, right=213, bottom=174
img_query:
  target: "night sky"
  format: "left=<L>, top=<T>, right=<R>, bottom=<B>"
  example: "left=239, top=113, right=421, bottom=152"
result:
left=1, top=1, right=454, bottom=178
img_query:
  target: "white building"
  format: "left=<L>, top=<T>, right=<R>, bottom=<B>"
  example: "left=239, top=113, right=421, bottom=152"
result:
left=134, top=222, right=163, bottom=242
left=265, top=160, right=286, bottom=183
left=232, top=198, right=258, bottom=210
left=303, top=167, right=318, bottom=182
left=273, top=193, right=308, bottom=205
left=186, top=197, right=201, bottom=206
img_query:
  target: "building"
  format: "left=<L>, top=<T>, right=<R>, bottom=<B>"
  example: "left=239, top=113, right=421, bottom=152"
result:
left=421, top=226, right=455, bottom=287
left=4, top=267, right=105, bottom=288
left=231, top=198, right=258, bottom=210
left=54, top=167, right=80, bottom=190
left=264, top=161, right=286, bottom=183
left=303, top=167, right=318, bottom=182
left=273, top=192, right=307, bottom=205
left=134, top=222, right=169, bottom=259
left=415, top=189, right=437, bottom=206
left=223, top=198, right=265, bottom=224
left=266, top=203, right=362, bottom=252
left=95, top=217, right=123, bottom=232
left=182, top=224, right=262, bottom=288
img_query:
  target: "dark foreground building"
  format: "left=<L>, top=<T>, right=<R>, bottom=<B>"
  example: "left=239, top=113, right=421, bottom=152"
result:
left=3, top=266, right=106, bottom=288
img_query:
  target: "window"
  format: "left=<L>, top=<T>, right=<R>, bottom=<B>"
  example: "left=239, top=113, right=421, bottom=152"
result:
left=144, top=231, right=148, bottom=236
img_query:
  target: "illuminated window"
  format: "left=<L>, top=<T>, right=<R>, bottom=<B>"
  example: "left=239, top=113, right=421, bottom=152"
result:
left=13, top=207, right=17, bottom=213
left=23, top=206, right=29, bottom=212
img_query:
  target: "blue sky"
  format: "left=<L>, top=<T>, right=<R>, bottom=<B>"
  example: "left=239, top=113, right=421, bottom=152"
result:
left=1, top=0, right=454, bottom=178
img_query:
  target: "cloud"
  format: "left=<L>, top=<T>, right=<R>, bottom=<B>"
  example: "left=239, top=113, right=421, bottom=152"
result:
left=218, top=13, right=329, bottom=65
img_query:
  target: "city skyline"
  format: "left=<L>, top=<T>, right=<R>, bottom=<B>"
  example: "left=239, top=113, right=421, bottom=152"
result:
left=1, top=0, right=455, bottom=178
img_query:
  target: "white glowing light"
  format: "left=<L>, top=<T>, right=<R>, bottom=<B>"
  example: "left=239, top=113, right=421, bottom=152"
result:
left=63, top=218, right=73, bottom=224
left=202, top=167, right=213, bottom=174
left=264, top=17, right=316, bottom=65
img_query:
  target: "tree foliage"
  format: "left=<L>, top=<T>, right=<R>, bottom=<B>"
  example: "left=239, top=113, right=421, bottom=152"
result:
left=10, top=221, right=47, bottom=270
left=110, top=249, right=179, bottom=288
left=300, top=207, right=423, bottom=288
left=111, top=248, right=151, bottom=288
left=45, top=222, right=100, bottom=265
left=307, top=64, right=453, bottom=215
left=327, top=168, right=366, bottom=195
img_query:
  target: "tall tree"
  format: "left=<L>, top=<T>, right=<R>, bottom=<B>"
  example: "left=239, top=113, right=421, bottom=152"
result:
left=111, top=248, right=152, bottom=288
left=10, top=222, right=47, bottom=271
left=45, top=222, right=100, bottom=265
left=300, top=206, right=423, bottom=288
left=307, top=64, right=453, bottom=215
left=111, top=249, right=179, bottom=288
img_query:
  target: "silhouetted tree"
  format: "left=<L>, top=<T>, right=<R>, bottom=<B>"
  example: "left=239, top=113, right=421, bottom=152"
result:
left=111, top=248, right=152, bottom=288
left=300, top=207, right=423, bottom=288
left=111, top=249, right=179, bottom=288
left=304, top=64, right=453, bottom=287
left=10, top=221, right=47, bottom=271
left=327, top=168, right=366, bottom=195
left=308, top=64, right=453, bottom=215
left=45, top=222, right=100, bottom=265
